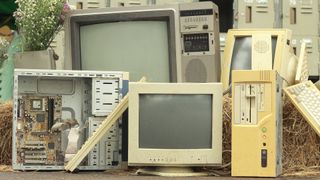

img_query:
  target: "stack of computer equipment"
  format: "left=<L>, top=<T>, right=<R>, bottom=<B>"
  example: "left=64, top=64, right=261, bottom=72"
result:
left=12, top=0, right=320, bottom=177
left=64, top=1, right=220, bottom=167
left=12, top=1, right=225, bottom=175
left=282, top=0, right=320, bottom=82
left=63, top=1, right=222, bottom=174
left=220, top=23, right=318, bottom=177
left=233, top=0, right=320, bottom=80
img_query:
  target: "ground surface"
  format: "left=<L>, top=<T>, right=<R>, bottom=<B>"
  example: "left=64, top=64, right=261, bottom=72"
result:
left=0, top=171, right=319, bottom=180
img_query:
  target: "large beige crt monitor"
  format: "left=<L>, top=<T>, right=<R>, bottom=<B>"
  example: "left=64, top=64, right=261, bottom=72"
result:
left=128, top=82, right=222, bottom=175
left=65, top=2, right=221, bottom=83
left=221, top=29, right=298, bottom=91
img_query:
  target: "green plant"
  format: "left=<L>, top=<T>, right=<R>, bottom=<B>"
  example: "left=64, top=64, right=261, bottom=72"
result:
left=0, top=36, right=9, bottom=61
left=13, top=0, right=69, bottom=51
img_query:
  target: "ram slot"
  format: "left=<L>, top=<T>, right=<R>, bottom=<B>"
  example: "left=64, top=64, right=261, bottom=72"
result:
left=48, top=98, right=54, bottom=131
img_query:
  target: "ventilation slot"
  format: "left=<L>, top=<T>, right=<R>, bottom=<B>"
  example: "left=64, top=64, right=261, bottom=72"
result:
left=301, top=6, right=313, bottom=14
left=290, top=7, right=297, bottom=24
left=246, top=6, right=252, bottom=23
left=260, top=71, right=271, bottom=81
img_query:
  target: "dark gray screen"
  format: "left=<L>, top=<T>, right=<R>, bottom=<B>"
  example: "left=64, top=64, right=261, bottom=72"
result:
left=80, top=21, right=170, bottom=82
left=229, top=36, right=277, bottom=84
left=139, top=94, right=212, bottom=149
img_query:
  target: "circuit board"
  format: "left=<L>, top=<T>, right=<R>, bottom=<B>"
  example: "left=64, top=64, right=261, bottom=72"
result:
left=16, top=95, right=64, bottom=165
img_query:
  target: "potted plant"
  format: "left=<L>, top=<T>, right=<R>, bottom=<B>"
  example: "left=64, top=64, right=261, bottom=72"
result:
left=13, top=0, right=70, bottom=69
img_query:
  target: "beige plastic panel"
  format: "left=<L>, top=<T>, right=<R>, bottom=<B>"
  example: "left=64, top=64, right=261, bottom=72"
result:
left=234, top=0, right=282, bottom=28
left=283, top=0, right=320, bottom=36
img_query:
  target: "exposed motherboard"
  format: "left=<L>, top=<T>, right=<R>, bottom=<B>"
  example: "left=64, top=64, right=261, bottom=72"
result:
left=16, top=95, right=64, bottom=165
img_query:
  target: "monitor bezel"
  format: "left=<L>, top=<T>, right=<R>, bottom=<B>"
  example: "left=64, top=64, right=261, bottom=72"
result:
left=128, top=83, right=222, bottom=166
left=66, top=7, right=178, bottom=82
left=221, top=29, right=292, bottom=91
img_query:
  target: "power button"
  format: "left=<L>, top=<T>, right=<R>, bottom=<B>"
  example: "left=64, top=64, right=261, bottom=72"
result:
left=261, top=149, right=267, bottom=168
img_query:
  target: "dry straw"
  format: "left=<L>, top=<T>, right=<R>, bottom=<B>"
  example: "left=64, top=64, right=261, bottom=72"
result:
left=0, top=101, right=13, bottom=165
left=0, top=97, right=319, bottom=176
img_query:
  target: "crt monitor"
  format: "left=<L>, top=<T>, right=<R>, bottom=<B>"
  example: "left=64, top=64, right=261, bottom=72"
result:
left=221, top=29, right=298, bottom=91
left=128, top=82, right=222, bottom=167
left=65, top=2, right=220, bottom=83
left=65, top=5, right=178, bottom=82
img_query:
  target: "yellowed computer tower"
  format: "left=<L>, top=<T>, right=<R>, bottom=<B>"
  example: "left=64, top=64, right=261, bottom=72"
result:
left=231, top=70, right=282, bottom=177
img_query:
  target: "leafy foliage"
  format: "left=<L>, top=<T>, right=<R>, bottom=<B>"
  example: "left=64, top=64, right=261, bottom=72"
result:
left=13, top=0, right=69, bottom=51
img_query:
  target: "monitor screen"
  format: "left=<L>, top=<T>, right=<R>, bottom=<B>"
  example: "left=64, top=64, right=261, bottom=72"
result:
left=129, top=82, right=222, bottom=165
left=229, top=36, right=277, bottom=84
left=138, top=94, right=212, bottom=149
left=80, top=21, right=170, bottom=82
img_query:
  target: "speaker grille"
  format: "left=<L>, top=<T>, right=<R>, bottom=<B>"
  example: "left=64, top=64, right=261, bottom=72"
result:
left=185, top=59, right=207, bottom=82
left=254, top=40, right=270, bottom=54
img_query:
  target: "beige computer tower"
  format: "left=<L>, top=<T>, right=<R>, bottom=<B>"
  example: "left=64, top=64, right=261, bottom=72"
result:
left=232, top=70, right=282, bottom=177
left=180, top=2, right=220, bottom=82
left=291, top=35, right=320, bottom=77
left=233, top=0, right=282, bottom=28
left=283, top=0, right=320, bottom=36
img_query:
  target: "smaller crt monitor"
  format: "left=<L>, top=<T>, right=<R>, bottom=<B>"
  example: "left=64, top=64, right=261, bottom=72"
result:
left=128, top=82, right=222, bottom=166
left=221, top=29, right=297, bottom=91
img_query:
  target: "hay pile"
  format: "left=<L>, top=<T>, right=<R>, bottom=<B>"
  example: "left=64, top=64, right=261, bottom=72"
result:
left=0, top=97, right=319, bottom=175
left=282, top=98, right=320, bottom=174
left=0, top=101, right=13, bottom=165
left=222, top=97, right=232, bottom=169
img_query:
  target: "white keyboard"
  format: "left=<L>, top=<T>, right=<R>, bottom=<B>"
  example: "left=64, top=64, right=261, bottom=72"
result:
left=284, top=80, right=320, bottom=136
